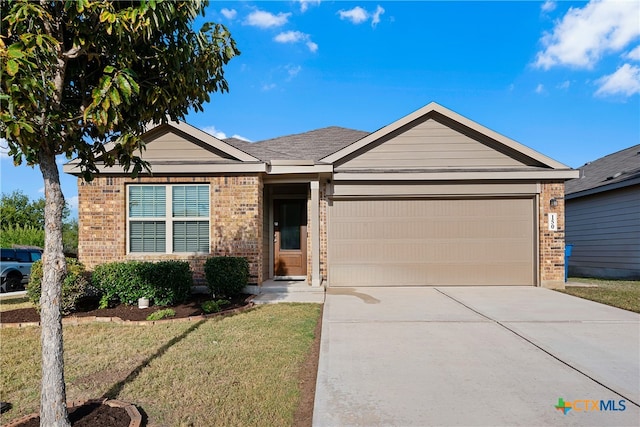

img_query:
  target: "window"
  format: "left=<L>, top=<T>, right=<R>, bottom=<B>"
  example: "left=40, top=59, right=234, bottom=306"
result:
left=128, top=185, right=210, bottom=253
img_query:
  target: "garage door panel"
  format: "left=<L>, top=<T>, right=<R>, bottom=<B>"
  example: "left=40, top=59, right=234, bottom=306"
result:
left=329, top=198, right=535, bottom=286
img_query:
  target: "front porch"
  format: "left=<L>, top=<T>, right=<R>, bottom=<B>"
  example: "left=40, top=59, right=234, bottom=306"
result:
left=260, top=179, right=326, bottom=288
left=251, top=279, right=325, bottom=304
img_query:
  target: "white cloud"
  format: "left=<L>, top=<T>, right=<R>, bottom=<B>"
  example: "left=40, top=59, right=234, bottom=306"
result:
left=306, top=41, right=318, bottom=53
left=371, top=5, right=385, bottom=27
left=338, top=5, right=385, bottom=27
left=231, top=134, right=252, bottom=142
left=274, top=31, right=318, bottom=53
left=557, top=80, right=571, bottom=90
left=202, top=126, right=251, bottom=142
left=286, top=65, right=302, bottom=80
left=38, top=187, right=44, bottom=194
left=338, top=6, right=368, bottom=24
left=541, top=1, right=556, bottom=13
left=221, top=8, right=237, bottom=20
left=625, top=45, right=640, bottom=60
left=262, top=83, right=277, bottom=91
left=275, top=30, right=306, bottom=43
left=245, top=10, right=291, bottom=28
left=202, top=126, right=228, bottom=140
left=535, top=83, right=545, bottom=94
left=535, top=0, right=640, bottom=69
left=595, top=63, right=640, bottom=97
left=299, top=0, right=321, bottom=13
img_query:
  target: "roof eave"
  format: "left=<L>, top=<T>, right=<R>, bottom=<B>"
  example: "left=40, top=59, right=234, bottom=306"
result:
left=566, top=176, right=640, bottom=200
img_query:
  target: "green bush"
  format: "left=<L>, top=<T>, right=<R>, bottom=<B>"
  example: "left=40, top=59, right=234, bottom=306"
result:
left=27, top=258, right=96, bottom=315
left=201, top=299, right=230, bottom=314
left=92, top=260, right=193, bottom=307
left=146, top=308, right=176, bottom=321
left=204, top=257, right=249, bottom=298
left=0, top=224, right=45, bottom=248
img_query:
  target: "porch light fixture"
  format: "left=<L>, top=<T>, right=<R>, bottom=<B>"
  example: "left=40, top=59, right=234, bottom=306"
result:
left=550, top=198, right=558, bottom=208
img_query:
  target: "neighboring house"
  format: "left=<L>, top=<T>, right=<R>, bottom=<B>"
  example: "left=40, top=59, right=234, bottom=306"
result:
left=63, top=102, right=578, bottom=289
left=565, top=144, right=640, bottom=280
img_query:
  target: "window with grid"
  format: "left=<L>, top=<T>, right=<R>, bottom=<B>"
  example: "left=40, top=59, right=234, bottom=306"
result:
left=128, top=185, right=209, bottom=253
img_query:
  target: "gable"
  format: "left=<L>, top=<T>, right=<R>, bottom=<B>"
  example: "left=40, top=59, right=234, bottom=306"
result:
left=336, top=117, right=532, bottom=171
left=142, top=126, right=238, bottom=162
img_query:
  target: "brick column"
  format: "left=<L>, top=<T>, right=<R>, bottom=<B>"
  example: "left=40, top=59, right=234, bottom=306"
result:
left=539, top=181, right=566, bottom=288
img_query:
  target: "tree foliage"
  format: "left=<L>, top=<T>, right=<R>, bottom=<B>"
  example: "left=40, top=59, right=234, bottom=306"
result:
left=1, top=0, right=239, bottom=180
left=0, top=1, right=238, bottom=425
left=0, top=190, right=46, bottom=229
left=0, top=190, right=70, bottom=229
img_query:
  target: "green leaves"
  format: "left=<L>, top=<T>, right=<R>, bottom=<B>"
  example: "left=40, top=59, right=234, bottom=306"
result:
left=2, top=0, right=239, bottom=182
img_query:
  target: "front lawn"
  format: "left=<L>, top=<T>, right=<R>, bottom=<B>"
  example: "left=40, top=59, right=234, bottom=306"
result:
left=0, top=303, right=321, bottom=426
left=558, top=278, right=640, bottom=313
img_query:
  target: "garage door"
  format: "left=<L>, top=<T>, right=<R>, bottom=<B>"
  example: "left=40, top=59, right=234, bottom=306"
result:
left=328, top=198, right=535, bottom=286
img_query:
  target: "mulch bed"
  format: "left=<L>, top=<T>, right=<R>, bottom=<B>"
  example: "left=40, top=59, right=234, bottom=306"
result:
left=8, top=401, right=131, bottom=427
left=0, top=294, right=252, bottom=325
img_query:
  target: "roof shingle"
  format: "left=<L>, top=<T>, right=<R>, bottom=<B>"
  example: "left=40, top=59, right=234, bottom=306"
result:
left=565, top=144, right=640, bottom=196
left=226, top=126, right=369, bottom=162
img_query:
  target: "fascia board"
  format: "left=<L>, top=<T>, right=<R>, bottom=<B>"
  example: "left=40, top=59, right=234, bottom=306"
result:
left=332, top=169, right=580, bottom=181
left=63, top=162, right=267, bottom=175
left=268, top=164, right=333, bottom=174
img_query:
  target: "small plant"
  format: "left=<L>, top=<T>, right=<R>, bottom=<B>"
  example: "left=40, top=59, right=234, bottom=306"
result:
left=204, top=257, right=249, bottom=298
left=146, top=308, right=176, bottom=321
left=201, top=299, right=230, bottom=314
left=27, top=258, right=98, bottom=315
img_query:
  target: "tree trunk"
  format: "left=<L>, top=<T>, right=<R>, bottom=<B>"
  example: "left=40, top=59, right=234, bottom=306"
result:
left=38, top=149, right=71, bottom=427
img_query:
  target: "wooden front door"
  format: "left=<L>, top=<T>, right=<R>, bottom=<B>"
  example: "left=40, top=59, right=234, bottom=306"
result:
left=274, top=199, right=307, bottom=278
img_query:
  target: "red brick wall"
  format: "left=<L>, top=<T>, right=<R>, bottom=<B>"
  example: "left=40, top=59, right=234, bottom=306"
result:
left=539, top=181, right=566, bottom=288
left=77, top=175, right=263, bottom=285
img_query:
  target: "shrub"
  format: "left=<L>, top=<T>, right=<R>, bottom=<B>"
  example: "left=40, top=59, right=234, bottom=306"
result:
left=204, top=257, right=249, bottom=298
left=146, top=308, right=176, bottom=321
left=0, top=224, right=45, bottom=248
left=201, top=299, right=230, bottom=314
left=92, top=260, right=193, bottom=307
left=27, top=258, right=97, bottom=315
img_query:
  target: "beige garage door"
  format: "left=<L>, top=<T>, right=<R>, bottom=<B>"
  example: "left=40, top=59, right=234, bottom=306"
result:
left=328, top=198, right=535, bottom=286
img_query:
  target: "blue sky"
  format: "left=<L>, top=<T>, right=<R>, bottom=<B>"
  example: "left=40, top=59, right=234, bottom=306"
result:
left=1, top=0, right=639, bottom=218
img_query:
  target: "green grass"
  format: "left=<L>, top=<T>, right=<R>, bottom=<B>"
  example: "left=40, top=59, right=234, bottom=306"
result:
left=0, top=304, right=321, bottom=426
left=558, top=278, right=640, bottom=313
left=0, top=296, right=33, bottom=311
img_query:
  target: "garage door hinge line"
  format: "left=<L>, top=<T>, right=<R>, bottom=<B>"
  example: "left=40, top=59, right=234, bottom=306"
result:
left=434, top=288, right=639, bottom=409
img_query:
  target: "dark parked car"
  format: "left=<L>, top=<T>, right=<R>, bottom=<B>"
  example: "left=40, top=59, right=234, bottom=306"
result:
left=0, top=248, right=42, bottom=293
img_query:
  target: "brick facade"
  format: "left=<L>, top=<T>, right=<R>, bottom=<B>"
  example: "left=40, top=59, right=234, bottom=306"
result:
left=77, top=175, right=263, bottom=285
left=539, top=181, right=566, bottom=288
left=78, top=175, right=567, bottom=289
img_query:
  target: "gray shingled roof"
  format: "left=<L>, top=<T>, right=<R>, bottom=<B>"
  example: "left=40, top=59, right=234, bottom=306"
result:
left=565, top=144, right=640, bottom=196
left=226, top=126, right=369, bottom=162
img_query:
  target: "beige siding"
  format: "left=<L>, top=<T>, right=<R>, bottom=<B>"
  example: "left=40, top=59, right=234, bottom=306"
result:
left=566, top=185, right=640, bottom=279
left=143, top=128, right=235, bottom=161
left=337, top=119, right=525, bottom=171
left=328, top=198, right=535, bottom=286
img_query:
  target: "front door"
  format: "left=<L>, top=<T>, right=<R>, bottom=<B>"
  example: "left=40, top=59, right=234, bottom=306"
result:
left=274, top=199, right=307, bottom=278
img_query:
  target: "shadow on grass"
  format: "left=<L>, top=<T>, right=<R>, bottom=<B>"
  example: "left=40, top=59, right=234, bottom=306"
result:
left=101, top=319, right=206, bottom=400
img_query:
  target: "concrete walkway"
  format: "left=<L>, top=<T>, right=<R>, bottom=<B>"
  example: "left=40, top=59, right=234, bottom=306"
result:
left=313, top=287, right=640, bottom=426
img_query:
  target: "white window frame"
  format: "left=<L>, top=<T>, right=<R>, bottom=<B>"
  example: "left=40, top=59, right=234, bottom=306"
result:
left=127, top=184, right=210, bottom=254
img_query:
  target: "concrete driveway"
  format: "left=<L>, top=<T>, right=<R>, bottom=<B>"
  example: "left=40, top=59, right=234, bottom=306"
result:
left=312, top=287, right=640, bottom=426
